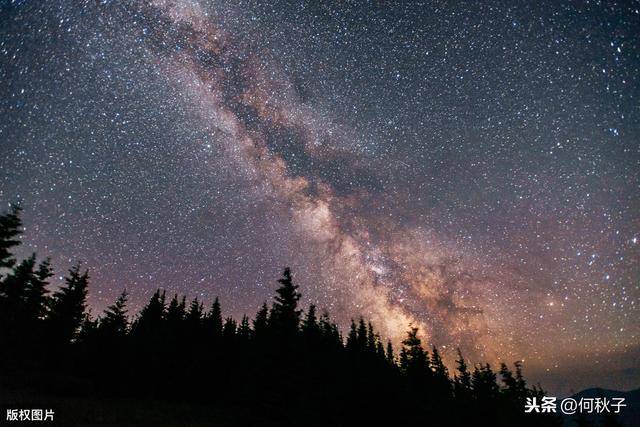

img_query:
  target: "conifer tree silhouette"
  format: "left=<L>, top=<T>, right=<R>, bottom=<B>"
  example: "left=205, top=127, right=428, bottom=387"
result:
left=346, top=319, right=358, bottom=352
left=222, top=317, right=237, bottom=342
left=99, top=290, right=129, bottom=338
left=26, top=257, right=53, bottom=321
left=0, top=254, right=36, bottom=308
left=166, top=294, right=186, bottom=326
left=132, top=289, right=166, bottom=338
left=431, top=346, right=448, bottom=377
left=356, top=317, right=368, bottom=351
left=302, top=304, right=320, bottom=341
left=206, top=296, right=223, bottom=338
left=270, top=267, right=301, bottom=338
left=0, top=255, right=52, bottom=319
left=375, top=335, right=385, bottom=359
left=0, top=205, right=22, bottom=272
left=253, top=301, right=269, bottom=338
left=319, top=310, right=341, bottom=349
left=368, top=322, right=380, bottom=354
left=77, top=312, right=99, bottom=342
left=386, top=340, right=395, bottom=364
left=472, top=363, right=500, bottom=401
left=237, top=315, right=251, bottom=341
left=454, top=348, right=472, bottom=398
left=400, top=327, right=429, bottom=377
left=47, top=264, right=89, bottom=344
left=500, top=363, right=518, bottom=396
left=0, top=255, right=39, bottom=347
left=186, top=298, right=203, bottom=328
left=514, top=360, right=528, bottom=400
left=431, top=346, right=452, bottom=397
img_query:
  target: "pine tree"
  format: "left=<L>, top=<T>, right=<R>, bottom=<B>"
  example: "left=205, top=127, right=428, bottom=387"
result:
left=132, top=289, right=166, bottom=337
left=0, top=254, right=36, bottom=303
left=356, top=317, right=368, bottom=351
left=386, top=340, right=395, bottom=364
left=0, top=255, right=40, bottom=343
left=471, top=363, right=499, bottom=400
left=431, top=346, right=449, bottom=378
left=302, top=304, right=320, bottom=340
left=454, top=348, right=472, bottom=398
left=186, top=298, right=203, bottom=328
left=253, top=301, right=269, bottom=338
left=346, top=319, right=358, bottom=352
left=319, top=311, right=341, bottom=348
left=237, top=315, right=251, bottom=341
left=375, top=335, right=385, bottom=359
left=270, top=267, right=301, bottom=337
left=400, top=327, right=429, bottom=378
left=166, top=294, right=186, bottom=324
left=77, top=312, right=98, bottom=343
left=367, top=322, right=377, bottom=353
left=222, top=317, right=237, bottom=341
left=0, top=205, right=22, bottom=272
left=206, top=296, right=223, bottom=338
left=25, top=258, right=53, bottom=321
left=514, top=360, right=527, bottom=400
left=429, top=346, right=452, bottom=401
left=47, top=264, right=89, bottom=344
left=99, top=291, right=129, bottom=338
left=500, top=363, right=518, bottom=397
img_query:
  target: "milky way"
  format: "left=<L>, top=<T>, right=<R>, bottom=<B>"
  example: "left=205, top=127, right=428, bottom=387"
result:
left=1, top=0, right=638, bottom=394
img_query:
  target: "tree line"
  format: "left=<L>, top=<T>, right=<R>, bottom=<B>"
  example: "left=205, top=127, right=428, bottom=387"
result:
left=0, top=206, right=562, bottom=426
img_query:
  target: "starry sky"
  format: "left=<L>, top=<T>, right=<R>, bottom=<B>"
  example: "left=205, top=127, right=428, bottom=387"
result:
left=1, top=0, right=638, bottom=395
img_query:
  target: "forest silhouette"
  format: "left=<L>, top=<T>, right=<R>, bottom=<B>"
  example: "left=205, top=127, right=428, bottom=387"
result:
left=0, top=206, right=564, bottom=426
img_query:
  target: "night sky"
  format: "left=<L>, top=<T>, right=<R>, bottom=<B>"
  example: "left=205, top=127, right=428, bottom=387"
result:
left=1, top=0, right=638, bottom=395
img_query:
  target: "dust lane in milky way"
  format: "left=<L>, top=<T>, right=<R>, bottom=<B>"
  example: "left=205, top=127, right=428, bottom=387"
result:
left=0, top=0, right=638, bottom=394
